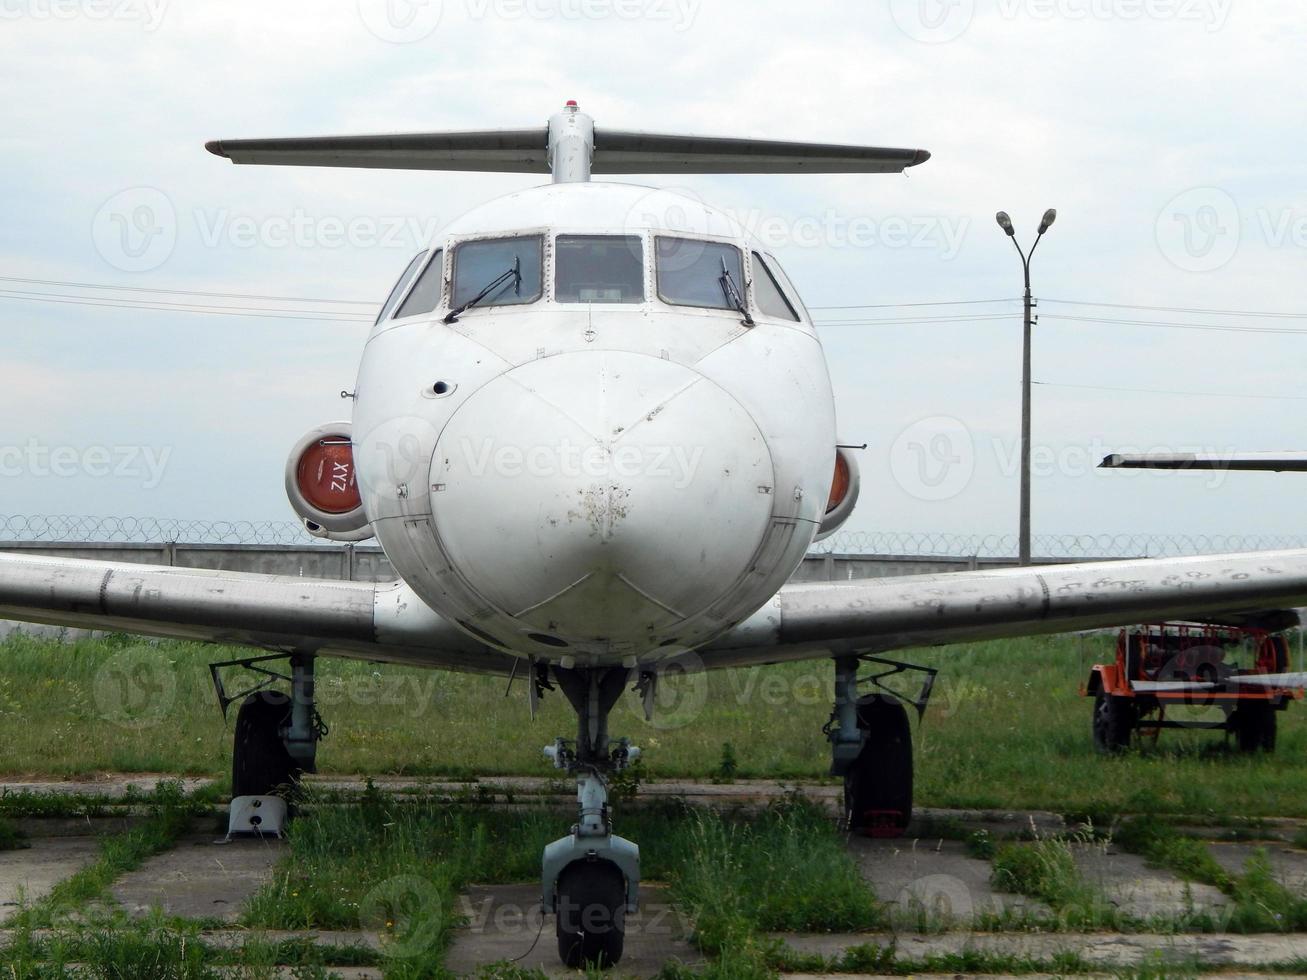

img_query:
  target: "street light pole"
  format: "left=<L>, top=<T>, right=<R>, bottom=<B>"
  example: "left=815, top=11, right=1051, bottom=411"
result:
left=995, top=209, right=1057, bottom=567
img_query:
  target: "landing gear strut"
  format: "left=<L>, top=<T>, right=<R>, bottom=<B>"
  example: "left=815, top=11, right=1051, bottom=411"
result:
left=212, top=654, right=326, bottom=834
left=541, top=666, right=640, bottom=969
left=827, top=655, right=935, bottom=838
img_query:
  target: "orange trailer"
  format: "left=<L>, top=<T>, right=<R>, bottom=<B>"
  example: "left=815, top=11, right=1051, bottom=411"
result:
left=1083, top=621, right=1302, bottom=753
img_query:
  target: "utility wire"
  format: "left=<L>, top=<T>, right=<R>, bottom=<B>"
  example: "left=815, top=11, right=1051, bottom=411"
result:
left=1042, top=297, right=1307, bottom=320
left=0, top=275, right=375, bottom=306
left=1034, top=380, right=1307, bottom=402
left=0, top=290, right=372, bottom=323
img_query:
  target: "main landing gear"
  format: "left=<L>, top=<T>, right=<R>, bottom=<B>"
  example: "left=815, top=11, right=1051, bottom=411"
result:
left=211, top=653, right=326, bottom=836
left=826, top=655, right=935, bottom=838
left=540, top=666, right=640, bottom=969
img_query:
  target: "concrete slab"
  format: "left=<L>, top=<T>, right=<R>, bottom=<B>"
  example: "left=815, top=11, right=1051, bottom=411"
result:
left=110, top=833, right=285, bottom=922
left=443, top=882, right=701, bottom=978
left=0, top=776, right=212, bottom=797
left=847, top=837, right=1048, bottom=927
left=774, top=931, right=1307, bottom=969
left=0, top=836, right=100, bottom=922
left=1209, top=842, right=1307, bottom=892
left=1071, top=843, right=1229, bottom=919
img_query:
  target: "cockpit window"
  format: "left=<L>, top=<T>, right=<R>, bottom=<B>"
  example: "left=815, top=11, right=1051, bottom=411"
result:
left=376, top=251, right=426, bottom=324
left=751, top=252, right=800, bottom=322
left=394, top=249, right=443, bottom=319
left=763, top=252, right=810, bottom=321
left=555, top=235, right=644, bottom=303
left=655, top=237, right=745, bottom=311
left=450, top=235, right=543, bottom=311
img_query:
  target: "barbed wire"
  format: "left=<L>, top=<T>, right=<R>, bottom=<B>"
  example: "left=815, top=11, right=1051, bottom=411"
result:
left=1, top=516, right=1306, bottom=559
left=0, top=515, right=321, bottom=546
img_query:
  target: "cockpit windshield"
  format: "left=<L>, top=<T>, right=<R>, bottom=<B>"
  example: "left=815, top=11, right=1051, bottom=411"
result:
left=450, top=235, right=543, bottom=311
left=555, top=235, right=644, bottom=303
left=655, top=237, right=745, bottom=311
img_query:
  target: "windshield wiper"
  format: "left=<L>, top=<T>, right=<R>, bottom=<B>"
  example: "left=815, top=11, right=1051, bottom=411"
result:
left=717, top=257, right=755, bottom=327
left=444, top=257, right=521, bottom=323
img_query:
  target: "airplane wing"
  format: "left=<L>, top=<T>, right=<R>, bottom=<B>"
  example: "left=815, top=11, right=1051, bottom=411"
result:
left=205, top=128, right=929, bottom=175
left=0, top=551, right=515, bottom=675
left=1101, top=452, right=1307, bottom=472
left=700, top=550, right=1307, bottom=669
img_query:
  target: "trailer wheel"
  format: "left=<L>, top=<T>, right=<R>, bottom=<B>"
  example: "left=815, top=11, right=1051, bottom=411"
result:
left=1232, top=702, right=1277, bottom=753
left=1092, top=693, right=1135, bottom=753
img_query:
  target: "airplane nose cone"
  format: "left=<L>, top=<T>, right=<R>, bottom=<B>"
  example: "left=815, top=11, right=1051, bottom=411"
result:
left=429, top=351, right=776, bottom=653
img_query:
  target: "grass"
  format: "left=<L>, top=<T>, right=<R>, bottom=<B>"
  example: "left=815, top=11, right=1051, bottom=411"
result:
left=4, top=630, right=1307, bottom=821
left=233, top=787, right=878, bottom=974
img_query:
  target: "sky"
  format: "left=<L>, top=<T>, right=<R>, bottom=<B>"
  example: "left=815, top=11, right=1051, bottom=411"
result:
left=1, top=0, right=1305, bottom=554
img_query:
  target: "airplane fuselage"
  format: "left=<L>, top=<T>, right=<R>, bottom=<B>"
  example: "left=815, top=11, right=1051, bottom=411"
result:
left=351, top=181, right=838, bottom=666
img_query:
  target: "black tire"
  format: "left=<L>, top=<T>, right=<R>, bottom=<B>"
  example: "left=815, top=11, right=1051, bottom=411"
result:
left=231, top=694, right=300, bottom=798
left=1232, top=701, right=1277, bottom=753
left=843, top=696, right=913, bottom=837
left=555, top=860, right=626, bottom=968
left=1092, top=693, right=1135, bottom=753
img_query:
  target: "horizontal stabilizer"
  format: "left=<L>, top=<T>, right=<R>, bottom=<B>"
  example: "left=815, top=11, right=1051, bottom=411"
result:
left=1101, top=452, right=1307, bottom=472
left=206, top=129, right=551, bottom=174
left=207, top=125, right=929, bottom=175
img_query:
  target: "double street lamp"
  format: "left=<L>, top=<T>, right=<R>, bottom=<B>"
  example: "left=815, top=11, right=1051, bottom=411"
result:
left=995, top=208, right=1057, bottom=567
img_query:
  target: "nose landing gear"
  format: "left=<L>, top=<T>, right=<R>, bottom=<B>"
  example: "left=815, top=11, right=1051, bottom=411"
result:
left=541, top=666, right=640, bottom=968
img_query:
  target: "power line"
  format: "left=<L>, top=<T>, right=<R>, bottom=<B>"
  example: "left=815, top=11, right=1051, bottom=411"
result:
left=1041, top=313, right=1307, bottom=336
left=1043, top=297, right=1307, bottom=320
left=814, top=313, right=1012, bottom=326
left=0, top=290, right=373, bottom=323
left=1034, top=380, right=1307, bottom=402
left=0, top=275, right=376, bottom=306
left=809, top=298, right=1018, bottom=310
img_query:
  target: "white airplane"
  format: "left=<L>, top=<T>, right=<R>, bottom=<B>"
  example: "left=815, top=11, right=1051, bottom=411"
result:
left=6, top=102, right=1307, bottom=966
